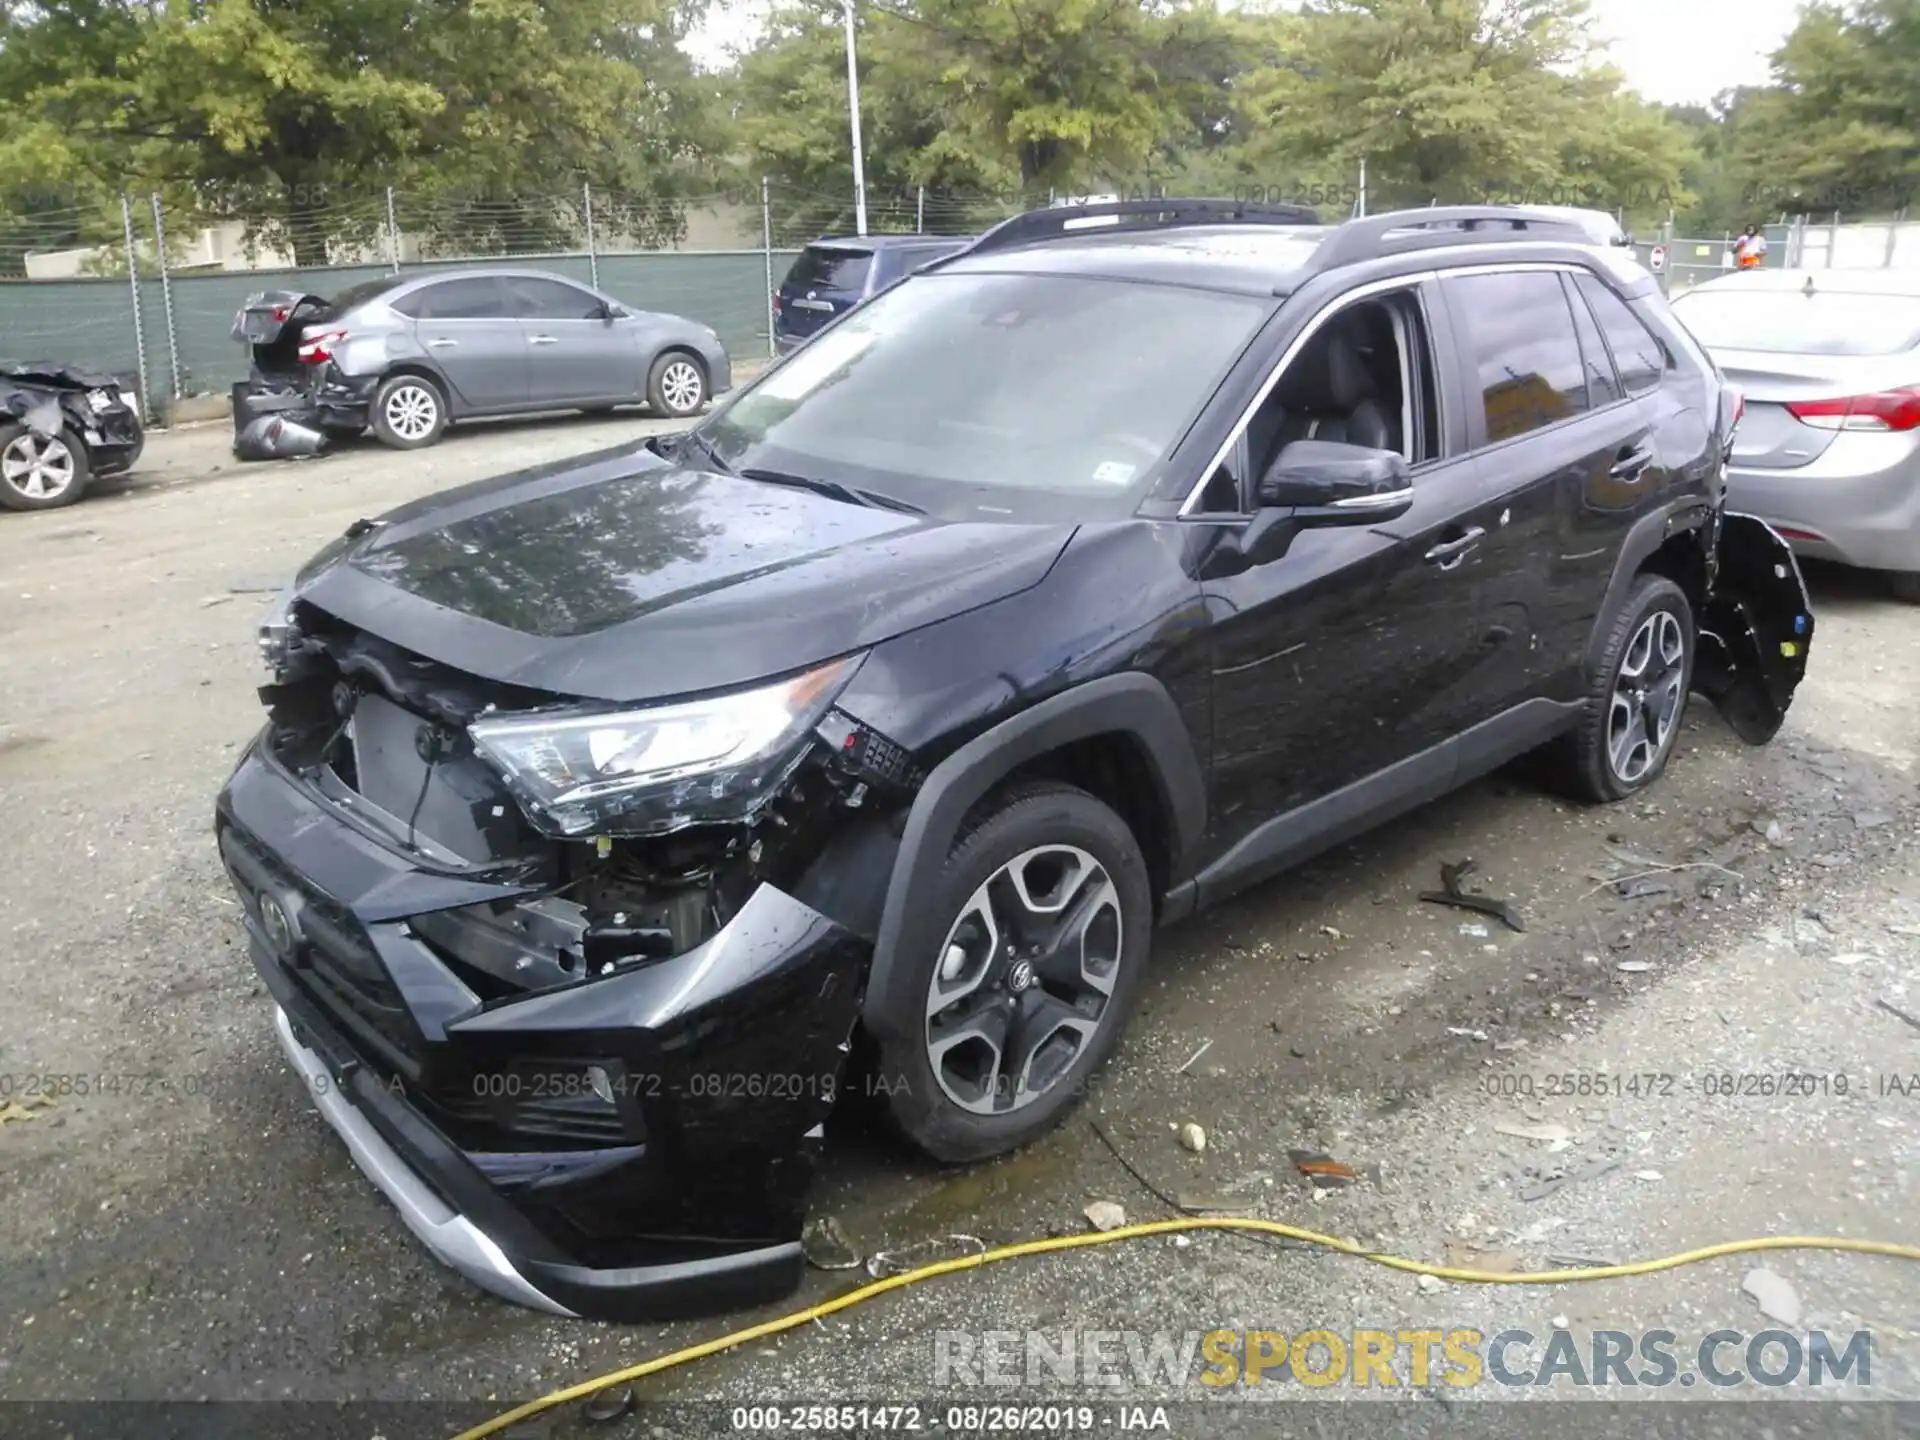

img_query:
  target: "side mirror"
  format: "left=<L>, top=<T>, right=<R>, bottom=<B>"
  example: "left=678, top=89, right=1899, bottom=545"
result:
left=597, top=301, right=628, bottom=321
left=1257, top=440, right=1414, bottom=525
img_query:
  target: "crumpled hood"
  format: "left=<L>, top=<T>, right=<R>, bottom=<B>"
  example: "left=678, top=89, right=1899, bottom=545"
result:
left=294, top=441, right=1076, bottom=703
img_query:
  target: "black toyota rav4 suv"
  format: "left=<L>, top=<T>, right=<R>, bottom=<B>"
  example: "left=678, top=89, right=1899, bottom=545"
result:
left=218, top=201, right=1814, bottom=1322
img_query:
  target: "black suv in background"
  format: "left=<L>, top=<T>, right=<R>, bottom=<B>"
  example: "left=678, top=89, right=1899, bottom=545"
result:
left=219, top=201, right=1813, bottom=1323
left=773, top=233, right=975, bottom=353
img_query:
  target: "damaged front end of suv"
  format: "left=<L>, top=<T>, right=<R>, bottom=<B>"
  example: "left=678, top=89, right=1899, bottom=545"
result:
left=220, top=562, right=925, bottom=1319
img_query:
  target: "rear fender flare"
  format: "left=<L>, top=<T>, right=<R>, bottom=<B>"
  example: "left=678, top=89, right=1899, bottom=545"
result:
left=1582, top=500, right=1712, bottom=677
left=860, top=672, right=1206, bottom=1041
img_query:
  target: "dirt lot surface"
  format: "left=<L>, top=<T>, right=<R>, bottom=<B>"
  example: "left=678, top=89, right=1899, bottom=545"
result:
left=2, top=410, right=1917, bottom=1436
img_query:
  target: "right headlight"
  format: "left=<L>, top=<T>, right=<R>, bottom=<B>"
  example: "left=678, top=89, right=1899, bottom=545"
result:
left=467, top=654, right=864, bottom=838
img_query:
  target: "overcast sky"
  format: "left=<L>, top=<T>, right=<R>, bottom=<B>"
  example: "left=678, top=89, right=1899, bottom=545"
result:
left=684, top=0, right=1804, bottom=106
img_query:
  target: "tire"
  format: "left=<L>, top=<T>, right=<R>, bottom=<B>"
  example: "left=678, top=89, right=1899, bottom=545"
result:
left=0, top=422, right=90, bottom=511
left=1559, top=575, right=1696, bottom=803
left=646, top=351, right=707, bottom=418
left=370, top=374, right=448, bottom=449
left=873, top=781, right=1154, bottom=1164
left=1889, top=571, right=1920, bottom=604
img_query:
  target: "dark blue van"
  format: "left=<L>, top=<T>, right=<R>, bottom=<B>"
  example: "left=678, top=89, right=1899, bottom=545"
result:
left=773, top=234, right=975, bottom=353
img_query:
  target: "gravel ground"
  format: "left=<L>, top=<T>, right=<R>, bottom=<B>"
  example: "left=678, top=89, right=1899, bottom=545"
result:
left=1, top=412, right=1916, bottom=1436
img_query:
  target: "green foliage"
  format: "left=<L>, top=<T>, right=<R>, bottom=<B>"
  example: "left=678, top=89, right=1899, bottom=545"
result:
left=1734, top=0, right=1920, bottom=217
left=1234, top=0, right=1694, bottom=221
left=0, top=0, right=726, bottom=268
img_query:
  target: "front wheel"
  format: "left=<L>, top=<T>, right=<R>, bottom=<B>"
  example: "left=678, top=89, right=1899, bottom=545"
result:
left=370, top=375, right=448, bottom=449
left=646, top=352, right=707, bottom=417
left=0, top=423, right=90, bottom=511
left=874, top=782, right=1153, bottom=1164
left=1559, top=575, right=1696, bottom=803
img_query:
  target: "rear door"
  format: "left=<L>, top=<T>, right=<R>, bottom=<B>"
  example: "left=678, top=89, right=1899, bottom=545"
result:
left=504, top=275, right=642, bottom=406
left=1435, top=266, right=1661, bottom=715
left=778, top=244, right=874, bottom=341
left=395, top=276, right=528, bottom=411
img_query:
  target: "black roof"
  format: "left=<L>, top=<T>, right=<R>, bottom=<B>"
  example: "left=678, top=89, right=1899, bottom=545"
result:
left=806, top=233, right=975, bottom=249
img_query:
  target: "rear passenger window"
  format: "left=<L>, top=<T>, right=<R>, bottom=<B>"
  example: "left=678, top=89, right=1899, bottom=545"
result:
left=1449, top=271, right=1589, bottom=443
left=1563, top=274, right=1621, bottom=408
left=1575, top=274, right=1666, bottom=396
left=400, top=277, right=506, bottom=320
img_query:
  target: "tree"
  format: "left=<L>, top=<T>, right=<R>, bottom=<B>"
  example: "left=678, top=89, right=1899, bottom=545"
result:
left=0, top=0, right=726, bottom=268
left=1234, top=0, right=1695, bottom=222
left=1735, top=0, right=1920, bottom=217
left=735, top=0, right=1245, bottom=232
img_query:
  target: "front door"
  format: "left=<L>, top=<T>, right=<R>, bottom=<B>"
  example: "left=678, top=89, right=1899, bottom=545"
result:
left=1198, top=280, right=1498, bottom=868
left=402, top=276, right=529, bottom=411
left=504, top=275, right=644, bottom=406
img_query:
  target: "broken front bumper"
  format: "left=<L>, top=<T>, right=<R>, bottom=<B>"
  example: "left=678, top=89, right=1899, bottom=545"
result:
left=216, top=738, right=869, bottom=1320
left=1695, top=511, right=1816, bottom=745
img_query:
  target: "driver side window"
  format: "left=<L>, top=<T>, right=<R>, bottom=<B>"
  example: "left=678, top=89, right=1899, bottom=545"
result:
left=1191, top=289, right=1440, bottom=514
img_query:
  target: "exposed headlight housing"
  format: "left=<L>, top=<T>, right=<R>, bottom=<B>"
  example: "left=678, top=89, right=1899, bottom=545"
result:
left=468, top=655, right=864, bottom=837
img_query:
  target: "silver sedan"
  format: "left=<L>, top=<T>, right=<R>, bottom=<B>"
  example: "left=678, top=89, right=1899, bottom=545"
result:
left=1670, top=269, right=1920, bottom=600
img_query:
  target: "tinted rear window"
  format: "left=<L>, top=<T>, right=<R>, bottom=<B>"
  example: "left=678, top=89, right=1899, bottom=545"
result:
left=1671, top=289, right=1920, bottom=357
left=785, top=247, right=873, bottom=293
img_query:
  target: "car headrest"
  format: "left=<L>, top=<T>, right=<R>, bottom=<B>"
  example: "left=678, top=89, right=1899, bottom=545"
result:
left=1276, top=324, right=1377, bottom=413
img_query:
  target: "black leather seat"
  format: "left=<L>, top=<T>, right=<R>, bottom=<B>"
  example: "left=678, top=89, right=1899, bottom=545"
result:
left=1248, top=322, right=1399, bottom=479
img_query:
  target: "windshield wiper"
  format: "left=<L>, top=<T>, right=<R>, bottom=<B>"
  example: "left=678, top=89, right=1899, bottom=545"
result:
left=739, top=467, right=924, bottom=515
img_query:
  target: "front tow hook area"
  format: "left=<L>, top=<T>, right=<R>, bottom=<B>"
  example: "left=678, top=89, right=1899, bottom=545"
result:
left=1695, top=511, right=1815, bottom=745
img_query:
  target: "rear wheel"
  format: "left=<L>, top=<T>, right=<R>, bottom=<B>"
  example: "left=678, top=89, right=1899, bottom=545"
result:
left=370, top=374, right=447, bottom=449
left=873, top=782, right=1153, bottom=1163
left=647, top=352, right=707, bottom=417
left=1559, top=575, right=1695, bottom=803
left=0, top=423, right=90, bottom=511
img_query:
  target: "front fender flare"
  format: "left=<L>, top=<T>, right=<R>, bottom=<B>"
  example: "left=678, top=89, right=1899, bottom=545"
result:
left=861, top=672, right=1206, bottom=1041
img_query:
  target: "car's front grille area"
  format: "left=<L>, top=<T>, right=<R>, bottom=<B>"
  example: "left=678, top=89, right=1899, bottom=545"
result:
left=421, top=1057, right=640, bottom=1148
left=219, top=820, right=422, bottom=1079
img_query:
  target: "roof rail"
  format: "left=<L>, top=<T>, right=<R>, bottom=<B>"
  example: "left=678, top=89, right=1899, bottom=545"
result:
left=964, top=197, right=1323, bottom=258
left=1307, top=206, right=1594, bottom=271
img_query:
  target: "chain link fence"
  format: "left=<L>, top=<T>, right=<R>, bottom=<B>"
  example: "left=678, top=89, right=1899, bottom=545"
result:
left=8, top=184, right=1916, bottom=422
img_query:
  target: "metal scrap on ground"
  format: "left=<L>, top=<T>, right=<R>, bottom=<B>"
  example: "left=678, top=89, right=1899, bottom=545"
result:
left=1420, top=858, right=1526, bottom=933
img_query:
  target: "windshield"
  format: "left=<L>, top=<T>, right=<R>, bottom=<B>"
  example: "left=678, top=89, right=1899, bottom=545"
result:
left=698, top=271, right=1268, bottom=519
left=1671, top=289, right=1920, bottom=357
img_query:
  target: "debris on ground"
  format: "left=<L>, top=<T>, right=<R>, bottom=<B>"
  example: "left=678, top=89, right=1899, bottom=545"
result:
left=1177, top=1122, right=1208, bottom=1154
left=1176, top=1039, right=1213, bottom=1075
left=801, top=1215, right=863, bottom=1271
left=1494, top=1121, right=1573, bottom=1151
left=865, top=1234, right=986, bottom=1279
left=1417, top=1273, right=1447, bottom=1294
left=1421, top=858, right=1527, bottom=933
left=1616, top=960, right=1653, bottom=973
left=1515, top=1158, right=1619, bottom=1203
left=1083, top=1200, right=1128, bottom=1232
left=1827, top=953, right=1870, bottom=966
left=1632, top=1169, right=1664, bottom=1182
left=1176, top=1192, right=1258, bottom=1213
left=1742, top=1267, right=1803, bottom=1325
left=0, top=1095, right=55, bottom=1127
left=1287, top=1150, right=1361, bottom=1190
left=1551, top=1314, right=1571, bottom=1330
left=583, top=1385, right=635, bottom=1423
left=1875, top=998, right=1920, bottom=1034
left=1443, top=1240, right=1522, bottom=1273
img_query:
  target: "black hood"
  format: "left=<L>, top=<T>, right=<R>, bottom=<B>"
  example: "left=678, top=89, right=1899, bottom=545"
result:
left=0, top=360, right=123, bottom=391
left=295, top=441, right=1075, bottom=703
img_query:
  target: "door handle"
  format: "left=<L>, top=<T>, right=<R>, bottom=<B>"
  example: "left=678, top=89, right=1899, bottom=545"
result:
left=529, top=335, right=559, bottom=346
left=1611, top=445, right=1654, bottom=479
left=425, top=338, right=458, bottom=349
left=1424, top=527, right=1485, bottom=569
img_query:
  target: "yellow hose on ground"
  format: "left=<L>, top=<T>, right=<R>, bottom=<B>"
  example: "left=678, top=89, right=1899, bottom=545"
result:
left=447, top=1218, right=1920, bottom=1440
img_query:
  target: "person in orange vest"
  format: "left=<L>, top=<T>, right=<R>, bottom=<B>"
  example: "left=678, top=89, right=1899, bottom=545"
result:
left=1735, top=225, right=1768, bottom=269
